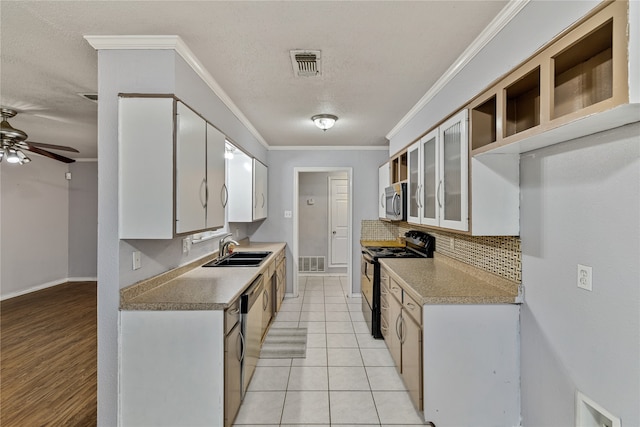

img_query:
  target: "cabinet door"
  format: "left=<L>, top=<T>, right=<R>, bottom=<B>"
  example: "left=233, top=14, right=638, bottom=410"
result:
left=176, top=102, right=207, bottom=234
left=378, top=162, right=389, bottom=218
left=206, top=123, right=226, bottom=229
left=401, top=312, right=423, bottom=411
left=406, top=141, right=421, bottom=224
left=439, top=109, right=469, bottom=232
left=227, top=151, right=253, bottom=222
left=387, top=292, right=403, bottom=372
left=224, top=322, right=243, bottom=427
left=119, top=97, right=174, bottom=239
left=253, top=159, right=268, bottom=220
left=420, top=128, right=439, bottom=227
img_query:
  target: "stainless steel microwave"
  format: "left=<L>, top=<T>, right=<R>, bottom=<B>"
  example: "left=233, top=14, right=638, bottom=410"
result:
left=384, top=183, right=406, bottom=221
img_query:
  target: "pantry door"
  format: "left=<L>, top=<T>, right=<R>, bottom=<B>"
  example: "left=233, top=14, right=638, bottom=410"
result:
left=329, top=177, right=348, bottom=267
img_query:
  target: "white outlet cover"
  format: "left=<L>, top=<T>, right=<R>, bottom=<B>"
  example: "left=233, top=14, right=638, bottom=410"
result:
left=284, top=210, right=292, bottom=218
left=132, top=251, right=141, bottom=270
left=577, top=264, right=592, bottom=291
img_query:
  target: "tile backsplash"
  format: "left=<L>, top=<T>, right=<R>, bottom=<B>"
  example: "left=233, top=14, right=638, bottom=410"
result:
left=361, top=220, right=521, bottom=282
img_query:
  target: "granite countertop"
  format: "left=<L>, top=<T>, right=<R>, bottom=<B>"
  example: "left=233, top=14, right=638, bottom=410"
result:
left=120, top=242, right=286, bottom=311
left=360, top=239, right=405, bottom=248
left=380, top=253, right=522, bottom=305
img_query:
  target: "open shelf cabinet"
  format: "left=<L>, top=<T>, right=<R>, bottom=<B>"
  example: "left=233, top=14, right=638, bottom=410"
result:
left=469, top=0, right=633, bottom=157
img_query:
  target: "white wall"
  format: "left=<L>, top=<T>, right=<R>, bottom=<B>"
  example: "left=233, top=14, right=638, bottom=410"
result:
left=0, top=158, right=69, bottom=299
left=520, top=123, right=639, bottom=426
left=68, top=161, right=98, bottom=279
left=251, top=149, right=388, bottom=294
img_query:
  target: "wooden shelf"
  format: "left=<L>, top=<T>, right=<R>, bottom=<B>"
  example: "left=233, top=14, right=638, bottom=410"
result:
left=391, top=151, right=408, bottom=183
left=552, top=19, right=613, bottom=119
left=471, top=95, right=497, bottom=150
left=504, top=67, right=540, bottom=137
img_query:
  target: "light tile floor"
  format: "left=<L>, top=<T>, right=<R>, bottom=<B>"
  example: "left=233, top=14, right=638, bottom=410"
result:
left=233, top=275, right=426, bottom=426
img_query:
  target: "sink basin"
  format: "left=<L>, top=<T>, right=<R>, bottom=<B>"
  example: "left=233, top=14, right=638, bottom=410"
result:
left=230, top=251, right=271, bottom=259
left=202, top=251, right=272, bottom=268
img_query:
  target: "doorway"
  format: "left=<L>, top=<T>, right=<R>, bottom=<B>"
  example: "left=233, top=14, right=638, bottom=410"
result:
left=293, top=167, right=352, bottom=298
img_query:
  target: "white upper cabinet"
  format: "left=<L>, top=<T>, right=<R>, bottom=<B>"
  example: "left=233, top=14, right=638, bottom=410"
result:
left=406, top=109, right=519, bottom=235
left=253, top=159, right=268, bottom=221
left=378, top=162, right=389, bottom=219
left=176, top=102, right=207, bottom=234
left=227, top=152, right=268, bottom=222
left=407, top=111, right=468, bottom=232
left=119, top=96, right=226, bottom=239
left=206, top=123, right=227, bottom=230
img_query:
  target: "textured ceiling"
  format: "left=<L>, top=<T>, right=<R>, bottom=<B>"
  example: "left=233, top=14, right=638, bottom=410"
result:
left=1, top=1, right=508, bottom=159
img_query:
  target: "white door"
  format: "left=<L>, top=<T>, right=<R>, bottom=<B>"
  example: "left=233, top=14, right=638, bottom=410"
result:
left=176, top=102, right=206, bottom=234
left=205, top=123, right=225, bottom=229
left=329, top=177, right=348, bottom=266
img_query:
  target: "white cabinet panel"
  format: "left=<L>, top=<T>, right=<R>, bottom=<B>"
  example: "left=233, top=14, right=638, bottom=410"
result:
left=227, top=152, right=268, bottom=222
left=119, top=97, right=174, bottom=239
left=253, top=159, right=268, bottom=220
left=119, top=96, right=226, bottom=239
left=176, top=102, right=207, bottom=234
left=439, top=110, right=468, bottom=232
left=206, top=123, right=226, bottom=229
left=378, top=162, right=389, bottom=218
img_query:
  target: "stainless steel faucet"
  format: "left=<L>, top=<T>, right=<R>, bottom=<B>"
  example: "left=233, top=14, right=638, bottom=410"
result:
left=218, top=233, right=240, bottom=259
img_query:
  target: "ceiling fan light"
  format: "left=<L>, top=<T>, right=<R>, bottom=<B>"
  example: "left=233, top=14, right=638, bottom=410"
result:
left=311, top=114, right=338, bottom=131
left=6, top=148, right=20, bottom=164
left=17, top=150, right=31, bottom=164
left=0, top=148, right=4, bottom=162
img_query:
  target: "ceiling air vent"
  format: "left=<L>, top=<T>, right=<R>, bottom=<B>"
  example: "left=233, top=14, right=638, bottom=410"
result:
left=290, top=50, right=322, bottom=77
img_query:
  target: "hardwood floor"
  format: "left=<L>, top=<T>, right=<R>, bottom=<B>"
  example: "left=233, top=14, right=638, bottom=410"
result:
left=1, top=282, right=97, bottom=426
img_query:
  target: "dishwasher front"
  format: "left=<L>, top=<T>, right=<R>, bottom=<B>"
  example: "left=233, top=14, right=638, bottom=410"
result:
left=240, top=275, right=264, bottom=398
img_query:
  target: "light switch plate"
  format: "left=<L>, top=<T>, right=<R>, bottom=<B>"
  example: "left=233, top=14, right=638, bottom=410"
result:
left=132, top=251, right=141, bottom=270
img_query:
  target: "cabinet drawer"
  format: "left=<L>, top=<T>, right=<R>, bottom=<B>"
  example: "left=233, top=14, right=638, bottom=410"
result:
left=403, top=291, right=421, bottom=326
left=388, top=278, right=402, bottom=303
left=225, top=299, right=241, bottom=335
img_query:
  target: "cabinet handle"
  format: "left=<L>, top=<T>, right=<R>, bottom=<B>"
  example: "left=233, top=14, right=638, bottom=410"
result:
left=261, top=193, right=265, bottom=208
left=419, top=184, right=424, bottom=208
left=414, top=185, right=421, bottom=208
left=263, top=291, right=269, bottom=310
left=237, top=330, right=245, bottom=362
left=399, top=316, right=406, bottom=344
left=199, top=179, right=207, bottom=208
left=406, top=302, right=416, bottom=310
left=380, top=193, right=385, bottom=208
left=229, top=308, right=240, bottom=315
left=436, top=179, right=443, bottom=208
left=221, top=183, right=228, bottom=208
left=395, top=313, right=402, bottom=340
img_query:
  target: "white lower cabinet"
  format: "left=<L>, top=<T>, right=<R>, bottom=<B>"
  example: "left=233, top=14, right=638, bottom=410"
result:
left=422, top=304, right=520, bottom=427
left=119, top=310, right=225, bottom=426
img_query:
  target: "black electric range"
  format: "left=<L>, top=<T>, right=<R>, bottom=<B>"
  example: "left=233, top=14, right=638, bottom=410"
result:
left=361, top=230, right=434, bottom=339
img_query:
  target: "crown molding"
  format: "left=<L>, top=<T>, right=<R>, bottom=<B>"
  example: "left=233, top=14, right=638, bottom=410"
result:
left=84, top=35, right=269, bottom=149
left=268, top=145, right=388, bottom=151
left=385, top=0, right=530, bottom=140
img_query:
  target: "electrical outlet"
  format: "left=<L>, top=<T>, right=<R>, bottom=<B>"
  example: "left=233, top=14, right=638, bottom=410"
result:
left=577, top=264, right=592, bottom=291
left=132, top=251, right=141, bottom=270
left=284, top=210, right=292, bottom=218
left=182, top=237, right=191, bottom=254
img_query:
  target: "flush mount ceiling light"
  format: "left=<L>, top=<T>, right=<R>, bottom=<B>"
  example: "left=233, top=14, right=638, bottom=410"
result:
left=311, top=114, right=338, bottom=131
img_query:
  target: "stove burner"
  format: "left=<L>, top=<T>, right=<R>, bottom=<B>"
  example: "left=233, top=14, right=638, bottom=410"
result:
left=364, top=246, right=423, bottom=258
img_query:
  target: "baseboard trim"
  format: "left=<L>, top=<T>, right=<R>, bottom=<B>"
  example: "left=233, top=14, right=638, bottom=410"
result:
left=1, top=277, right=97, bottom=301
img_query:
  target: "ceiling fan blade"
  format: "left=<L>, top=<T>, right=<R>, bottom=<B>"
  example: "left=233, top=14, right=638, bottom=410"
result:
left=26, top=141, right=80, bottom=153
left=24, top=146, right=76, bottom=163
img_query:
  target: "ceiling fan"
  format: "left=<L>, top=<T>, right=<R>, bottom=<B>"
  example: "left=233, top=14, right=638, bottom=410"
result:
left=0, top=108, right=79, bottom=164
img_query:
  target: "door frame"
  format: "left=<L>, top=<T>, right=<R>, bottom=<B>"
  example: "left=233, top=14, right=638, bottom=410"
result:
left=292, top=167, right=353, bottom=298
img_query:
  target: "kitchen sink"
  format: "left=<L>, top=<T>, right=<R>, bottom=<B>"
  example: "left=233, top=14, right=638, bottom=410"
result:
left=202, top=251, right=272, bottom=267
